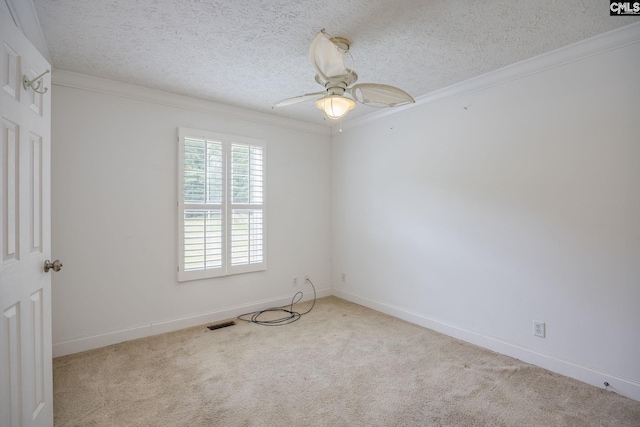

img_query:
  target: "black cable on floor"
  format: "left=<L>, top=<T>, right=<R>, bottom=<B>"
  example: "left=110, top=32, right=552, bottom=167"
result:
left=237, top=278, right=316, bottom=326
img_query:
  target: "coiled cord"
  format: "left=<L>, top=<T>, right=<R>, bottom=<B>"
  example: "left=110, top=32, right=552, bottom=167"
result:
left=237, top=278, right=316, bottom=326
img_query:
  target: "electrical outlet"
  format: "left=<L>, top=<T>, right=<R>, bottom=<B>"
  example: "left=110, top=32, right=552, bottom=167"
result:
left=304, top=274, right=309, bottom=281
left=533, top=321, right=545, bottom=338
left=292, top=276, right=298, bottom=286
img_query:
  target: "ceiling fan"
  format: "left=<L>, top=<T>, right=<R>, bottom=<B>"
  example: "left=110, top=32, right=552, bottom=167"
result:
left=274, top=29, right=415, bottom=120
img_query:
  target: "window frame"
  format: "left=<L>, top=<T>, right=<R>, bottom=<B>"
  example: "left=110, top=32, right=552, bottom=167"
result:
left=177, top=127, right=266, bottom=282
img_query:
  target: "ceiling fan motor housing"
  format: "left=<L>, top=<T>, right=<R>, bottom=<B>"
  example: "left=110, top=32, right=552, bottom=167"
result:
left=326, top=81, right=347, bottom=96
left=315, top=71, right=358, bottom=92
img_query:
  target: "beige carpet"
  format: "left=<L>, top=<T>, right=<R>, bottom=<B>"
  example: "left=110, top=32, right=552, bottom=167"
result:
left=53, top=296, right=640, bottom=426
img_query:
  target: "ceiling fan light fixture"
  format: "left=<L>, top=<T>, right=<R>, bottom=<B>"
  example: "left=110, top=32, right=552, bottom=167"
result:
left=315, top=95, right=356, bottom=119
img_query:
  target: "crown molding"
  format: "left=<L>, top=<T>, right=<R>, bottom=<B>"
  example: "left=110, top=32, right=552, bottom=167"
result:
left=4, top=0, right=51, bottom=63
left=335, top=21, right=640, bottom=135
left=52, top=69, right=331, bottom=137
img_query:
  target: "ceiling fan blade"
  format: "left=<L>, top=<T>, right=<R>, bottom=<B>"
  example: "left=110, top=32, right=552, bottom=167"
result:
left=349, top=84, right=415, bottom=107
left=273, top=92, right=325, bottom=108
left=309, top=31, right=349, bottom=82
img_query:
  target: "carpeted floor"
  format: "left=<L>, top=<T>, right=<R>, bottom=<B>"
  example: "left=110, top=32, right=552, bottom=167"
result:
left=53, top=296, right=640, bottom=426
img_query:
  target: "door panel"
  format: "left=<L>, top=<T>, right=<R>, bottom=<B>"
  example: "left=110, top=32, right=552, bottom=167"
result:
left=30, top=133, right=43, bottom=254
left=0, top=8, right=53, bottom=427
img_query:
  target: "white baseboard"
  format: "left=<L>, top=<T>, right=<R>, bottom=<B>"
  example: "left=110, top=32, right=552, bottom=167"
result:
left=52, top=287, right=332, bottom=358
left=334, top=289, right=640, bottom=403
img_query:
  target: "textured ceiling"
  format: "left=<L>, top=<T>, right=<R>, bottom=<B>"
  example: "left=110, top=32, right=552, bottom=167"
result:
left=33, top=0, right=638, bottom=126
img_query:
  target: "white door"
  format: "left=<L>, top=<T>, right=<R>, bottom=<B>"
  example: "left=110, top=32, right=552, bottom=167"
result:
left=0, top=8, right=54, bottom=427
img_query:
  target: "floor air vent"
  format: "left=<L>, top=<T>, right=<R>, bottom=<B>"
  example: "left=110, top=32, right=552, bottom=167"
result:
left=207, top=321, right=236, bottom=331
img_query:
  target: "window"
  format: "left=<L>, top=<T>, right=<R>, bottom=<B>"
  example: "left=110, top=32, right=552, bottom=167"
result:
left=178, top=127, right=265, bottom=281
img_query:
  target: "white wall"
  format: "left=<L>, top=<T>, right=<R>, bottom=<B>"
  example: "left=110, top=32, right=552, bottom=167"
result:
left=51, top=76, right=332, bottom=356
left=332, top=33, right=640, bottom=400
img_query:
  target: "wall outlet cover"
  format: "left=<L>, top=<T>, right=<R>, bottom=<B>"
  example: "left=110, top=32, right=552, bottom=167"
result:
left=533, top=321, right=545, bottom=338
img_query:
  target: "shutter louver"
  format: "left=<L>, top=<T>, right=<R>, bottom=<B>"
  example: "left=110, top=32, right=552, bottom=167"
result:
left=184, top=209, right=223, bottom=270
left=230, top=209, right=263, bottom=266
left=182, top=137, right=224, bottom=273
left=230, top=144, right=264, bottom=267
left=178, top=128, right=266, bottom=281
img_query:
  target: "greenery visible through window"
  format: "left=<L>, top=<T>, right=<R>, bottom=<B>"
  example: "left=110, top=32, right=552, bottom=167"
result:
left=178, top=128, right=265, bottom=281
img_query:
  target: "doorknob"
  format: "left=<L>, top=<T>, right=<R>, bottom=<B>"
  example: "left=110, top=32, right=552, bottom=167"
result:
left=44, top=259, right=63, bottom=272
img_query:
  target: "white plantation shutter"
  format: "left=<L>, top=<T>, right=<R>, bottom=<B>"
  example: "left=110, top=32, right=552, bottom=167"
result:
left=178, top=128, right=266, bottom=281
left=230, top=144, right=264, bottom=267
left=183, top=137, right=224, bottom=273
